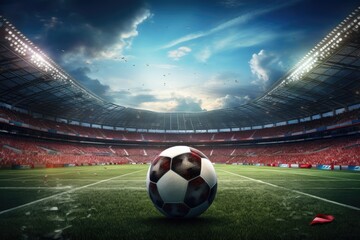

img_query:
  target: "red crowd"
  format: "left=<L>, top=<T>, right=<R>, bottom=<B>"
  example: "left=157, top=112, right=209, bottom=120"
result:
left=0, top=135, right=359, bottom=166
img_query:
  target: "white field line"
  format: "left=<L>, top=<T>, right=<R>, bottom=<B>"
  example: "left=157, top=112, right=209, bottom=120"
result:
left=82, top=187, right=146, bottom=190
left=220, top=186, right=360, bottom=190
left=293, top=187, right=360, bottom=190
left=0, top=186, right=147, bottom=190
left=258, top=168, right=360, bottom=181
left=0, top=169, right=144, bottom=215
left=218, top=179, right=357, bottom=182
left=221, top=170, right=360, bottom=211
left=0, top=179, right=146, bottom=182
left=0, top=186, right=73, bottom=190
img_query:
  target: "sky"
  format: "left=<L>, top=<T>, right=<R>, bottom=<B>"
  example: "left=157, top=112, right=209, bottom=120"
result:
left=1, top=0, right=359, bottom=112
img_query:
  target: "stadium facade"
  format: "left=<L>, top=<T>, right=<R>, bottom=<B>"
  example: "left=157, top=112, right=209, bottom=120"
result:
left=0, top=7, right=359, bottom=133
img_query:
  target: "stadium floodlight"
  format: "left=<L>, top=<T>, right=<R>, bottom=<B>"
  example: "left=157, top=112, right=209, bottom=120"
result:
left=264, top=7, right=359, bottom=98
left=1, top=16, right=68, bottom=82
left=0, top=16, right=112, bottom=106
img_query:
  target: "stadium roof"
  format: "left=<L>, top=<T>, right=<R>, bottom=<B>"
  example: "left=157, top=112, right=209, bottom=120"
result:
left=0, top=7, right=360, bottom=132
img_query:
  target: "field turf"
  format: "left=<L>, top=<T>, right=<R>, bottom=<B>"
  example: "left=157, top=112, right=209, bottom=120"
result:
left=0, top=164, right=359, bottom=240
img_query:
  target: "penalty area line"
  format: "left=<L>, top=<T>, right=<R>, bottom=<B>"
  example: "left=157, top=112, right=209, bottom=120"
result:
left=0, top=169, right=144, bottom=215
left=220, top=170, right=360, bottom=211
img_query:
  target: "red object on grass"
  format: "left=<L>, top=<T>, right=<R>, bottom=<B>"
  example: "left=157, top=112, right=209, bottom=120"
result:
left=310, top=214, right=335, bottom=225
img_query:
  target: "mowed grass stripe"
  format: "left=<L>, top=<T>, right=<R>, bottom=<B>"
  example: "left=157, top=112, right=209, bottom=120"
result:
left=221, top=169, right=360, bottom=211
left=0, top=169, right=144, bottom=215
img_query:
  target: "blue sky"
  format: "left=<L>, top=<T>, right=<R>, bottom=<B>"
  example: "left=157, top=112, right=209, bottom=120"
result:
left=1, top=0, right=360, bottom=112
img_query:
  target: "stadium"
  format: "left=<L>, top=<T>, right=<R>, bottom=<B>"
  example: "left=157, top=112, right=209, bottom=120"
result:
left=0, top=1, right=359, bottom=240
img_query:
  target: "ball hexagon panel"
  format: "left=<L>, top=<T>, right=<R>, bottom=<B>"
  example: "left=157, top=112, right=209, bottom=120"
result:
left=171, top=152, right=202, bottom=180
left=157, top=170, right=188, bottom=203
left=200, top=158, right=217, bottom=188
left=162, top=203, right=190, bottom=218
left=148, top=182, right=164, bottom=208
left=150, top=156, right=171, bottom=183
left=160, top=146, right=191, bottom=159
left=184, top=176, right=210, bottom=208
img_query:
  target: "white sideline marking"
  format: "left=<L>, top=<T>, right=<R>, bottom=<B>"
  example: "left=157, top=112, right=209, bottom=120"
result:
left=0, top=186, right=148, bottom=190
left=219, top=186, right=360, bottom=190
left=0, top=179, right=147, bottom=182
left=0, top=169, right=144, bottom=215
left=218, top=179, right=357, bottom=182
left=221, top=170, right=360, bottom=211
left=295, top=187, right=360, bottom=190
left=0, top=186, right=73, bottom=190
left=82, top=187, right=146, bottom=190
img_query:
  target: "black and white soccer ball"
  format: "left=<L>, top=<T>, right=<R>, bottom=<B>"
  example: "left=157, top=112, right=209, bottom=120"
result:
left=146, top=146, right=217, bottom=218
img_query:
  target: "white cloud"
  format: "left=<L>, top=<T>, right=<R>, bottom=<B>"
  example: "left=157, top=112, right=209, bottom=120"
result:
left=170, top=95, right=204, bottom=112
left=102, top=9, right=152, bottom=58
left=161, top=0, right=300, bottom=49
left=215, top=94, right=250, bottom=109
left=196, top=47, right=212, bottom=63
left=168, top=46, right=192, bottom=60
left=61, top=8, right=152, bottom=63
left=42, top=16, right=61, bottom=29
left=120, top=9, right=153, bottom=41
left=220, top=0, right=244, bottom=8
left=194, top=25, right=295, bottom=62
left=250, top=50, right=270, bottom=82
left=249, top=49, right=284, bottom=89
left=138, top=94, right=204, bottom=112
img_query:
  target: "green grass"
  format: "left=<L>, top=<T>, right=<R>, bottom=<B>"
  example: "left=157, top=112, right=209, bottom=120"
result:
left=0, top=165, right=359, bottom=240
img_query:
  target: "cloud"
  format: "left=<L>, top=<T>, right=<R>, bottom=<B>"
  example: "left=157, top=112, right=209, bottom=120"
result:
left=196, top=47, right=212, bottom=63
left=60, top=7, right=151, bottom=61
left=111, top=91, right=159, bottom=108
left=161, top=0, right=300, bottom=49
left=219, top=0, right=244, bottom=8
left=202, top=72, right=261, bottom=97
left=249, top=50, right=285, bottom=90
left=170, top=96, right=204, bottom=112
left=69, top=67, right=113, bottom=102
left=41, top=16, right=61, bottom=30
left=168, top=46, right=192, bottom=60
left=0, top=0, right=151, bottom=61
left=136, top=94, right=205, bottom=112
left=215, top=95, right=250, bottom=109
left=195, top=28, right=278, bottom=62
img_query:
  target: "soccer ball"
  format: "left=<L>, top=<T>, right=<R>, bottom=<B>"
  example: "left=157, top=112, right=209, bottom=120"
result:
left=146, top=146, right=217, bottom=218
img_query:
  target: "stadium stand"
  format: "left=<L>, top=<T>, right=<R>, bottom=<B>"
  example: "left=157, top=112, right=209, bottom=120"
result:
left=0, top=107, right=359, bottom=142
left=1, top=133, right=359, bottom=167
left=0, top=9, right=359, bottom=171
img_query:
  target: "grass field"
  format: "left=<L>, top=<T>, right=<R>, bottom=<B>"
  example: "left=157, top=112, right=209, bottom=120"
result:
left=0, top=164, right=359, bottom=240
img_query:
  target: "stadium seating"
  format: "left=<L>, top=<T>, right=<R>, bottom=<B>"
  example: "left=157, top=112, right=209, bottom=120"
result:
left=1, top=134, right=359, bottom=166
left=1, top=107, right=359, bottom=142
left=1, top=107, right=359, bottom=168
